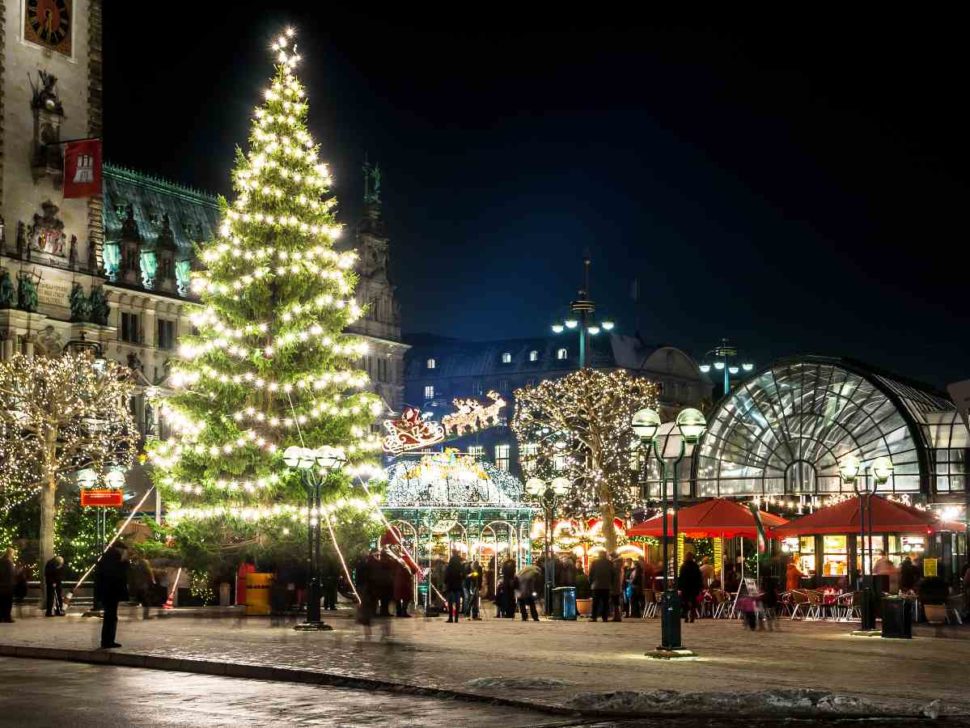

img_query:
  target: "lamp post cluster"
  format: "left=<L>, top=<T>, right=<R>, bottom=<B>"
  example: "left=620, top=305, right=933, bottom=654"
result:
left=838, top=454, right=894, bottom=633
left=698, top=339, right=753, bottom=397
left=525, top=476, right=570, bottom=614
left=283, top=444, right=347, bottom=631
left=551, top=256, right=614, bottom=369
left=631, top=406, right=707, bottom=656
left=76, top=467, right=128, bottom=564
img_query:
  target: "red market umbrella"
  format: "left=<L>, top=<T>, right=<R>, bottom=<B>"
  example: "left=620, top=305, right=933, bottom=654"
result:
left=627, top=498, right=788, bottom=539
left=773, top=495, right=938, bottom=536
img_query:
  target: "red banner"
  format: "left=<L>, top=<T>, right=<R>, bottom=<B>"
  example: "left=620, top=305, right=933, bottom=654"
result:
left=63, top=139, right=102, bottom=198
left=80, top=489, right=123, bottom=507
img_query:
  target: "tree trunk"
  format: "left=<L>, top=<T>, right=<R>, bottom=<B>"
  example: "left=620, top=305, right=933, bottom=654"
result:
left=39, top=470, right=57, bottom=609
left=591, top=452, right=618, bottom=552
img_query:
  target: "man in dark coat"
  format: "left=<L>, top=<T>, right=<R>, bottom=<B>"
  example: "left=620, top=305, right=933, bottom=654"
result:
left=678, top=552, right=703, bottom=623
left=444, top=553, right=464, bottom=623
left=95, top=543, right=130, bottom=648
left=0, top=548, right=17, bottom=623
left=463, top=559, right=483, bottom=620
left=44, top=555, right=66, bottom=616
left=899, top=557, right=920, bottom=593
left=588, top=550, right=613, bottom=623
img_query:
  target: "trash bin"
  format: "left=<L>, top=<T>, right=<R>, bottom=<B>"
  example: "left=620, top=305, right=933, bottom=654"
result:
left=551, top=587, right=577, bottom=620
left=245, top=573, right=273, bottom=616
left=881, top=596, right=912, bottom=639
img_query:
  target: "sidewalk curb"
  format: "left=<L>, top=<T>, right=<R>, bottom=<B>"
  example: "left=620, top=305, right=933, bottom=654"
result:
left=0, top=643, right=581, bottom=718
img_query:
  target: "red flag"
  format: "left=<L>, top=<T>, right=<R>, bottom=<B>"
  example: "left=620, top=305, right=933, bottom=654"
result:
left=63, top=139, right=102, bottom=198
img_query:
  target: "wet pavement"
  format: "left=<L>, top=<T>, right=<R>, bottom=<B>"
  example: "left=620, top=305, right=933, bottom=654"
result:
left=0, top=607, right=967, bottom=719
left=0, top=657, right=576, bottom=728
left=1, top=657, right=965, bottom=728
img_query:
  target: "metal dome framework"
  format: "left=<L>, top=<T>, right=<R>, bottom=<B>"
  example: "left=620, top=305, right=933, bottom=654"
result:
left=693, top=357, right=960, bottom=499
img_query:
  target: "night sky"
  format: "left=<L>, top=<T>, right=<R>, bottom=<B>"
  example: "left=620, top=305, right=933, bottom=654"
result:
left=104, top=7, right=968, bottom=387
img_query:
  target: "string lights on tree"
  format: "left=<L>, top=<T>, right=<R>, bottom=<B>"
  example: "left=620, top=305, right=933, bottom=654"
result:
left=511, top=368, right=659, bottom=551
left=148, top=27, right=382, bottom=553
left=0, top=352, right=138, bottom=580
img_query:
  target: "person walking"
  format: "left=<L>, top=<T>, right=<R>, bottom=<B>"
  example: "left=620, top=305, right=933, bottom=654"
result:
left=95, top=542, right=130, bottom=648
left=444, top=552, right=464, bottom=623
left=500, top=558, right=517, bottom=618
left=678, top=552, right=702, bottom=623
left=899, top=556, right=920, bottom=593
left=516, top=564, right=541, bottom=622
left=610, top=553, right=625, bottom=622
left=759, top=573, right=780, bottom=631
left=0, top=548, right=17, bottom=623
left=44, top=555, right=66, bottom=617
left=589, top=550, right=613, bottom=623
left=393, top=555, right=414, bottom=617
left=464, top=559, right=483, bottom=620
left=627, top=558, right=645, bottom=618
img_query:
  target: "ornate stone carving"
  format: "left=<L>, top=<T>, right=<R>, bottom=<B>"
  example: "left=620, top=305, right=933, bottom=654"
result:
left=69, top=282, right=90, bottom=322
left=35, top=326, right=64, bottom=356
left=68, top=234, right=78, bottom=269
left=0, top=269, right=14, bottom=309
left=16, top=271, right=39, bottom=312
left=120, top=204, right=141, bottom=241
left=29, top=200, right=67, bottom=257
left=30, top=70, right=64, bottom=115
left=88, top=285, right=109, bottom=326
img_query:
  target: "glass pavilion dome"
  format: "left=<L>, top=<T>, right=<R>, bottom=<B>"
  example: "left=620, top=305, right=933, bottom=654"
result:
left=693, top=357, right=963, bottom=499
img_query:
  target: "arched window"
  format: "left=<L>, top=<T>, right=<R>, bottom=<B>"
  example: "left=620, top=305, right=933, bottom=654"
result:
left=501, top=352, right=512, bottom=364
left=427, top=358, right=436, bottom=370
left=529, top=350, right=539, bottom=362
left=557, top=348, right=568, bottom=360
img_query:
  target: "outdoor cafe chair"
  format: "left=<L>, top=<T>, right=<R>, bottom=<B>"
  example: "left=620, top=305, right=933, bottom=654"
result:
left=806, top=589, right=827, bottom=620
left=834, top=591, right=861, bottom=621
left=789, top=589, right=811, bottom=620
left=641, top=588, right=657, bottom=618
left=710, top=589, right=731, bottom=619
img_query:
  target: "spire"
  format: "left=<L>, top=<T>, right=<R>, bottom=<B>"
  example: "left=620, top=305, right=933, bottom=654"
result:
left=362, top=156, right=382, bottom=214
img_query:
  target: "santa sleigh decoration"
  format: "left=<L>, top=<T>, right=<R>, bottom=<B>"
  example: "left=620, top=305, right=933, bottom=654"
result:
left=382, top=407, right=445, bottom=455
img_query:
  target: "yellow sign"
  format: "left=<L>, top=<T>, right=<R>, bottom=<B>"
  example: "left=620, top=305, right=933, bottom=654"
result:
left=923, top=558, right=938, bottom=577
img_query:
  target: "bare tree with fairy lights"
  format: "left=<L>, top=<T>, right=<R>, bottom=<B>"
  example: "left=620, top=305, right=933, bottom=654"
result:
left=512, top=368, right=659, bottom=551
left=147, top=28, right=383, bottom=568
left=0, top=352, right=138, bottom=592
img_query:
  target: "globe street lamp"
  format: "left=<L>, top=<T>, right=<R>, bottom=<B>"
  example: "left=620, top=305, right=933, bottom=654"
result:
left=632, top=407, right=707, bottom=656
left=551, top=256, right=615, bottom=369
left=284, top=445, right=347, bottom=631
left=839, top=454, right=893, bottom=633
left=697, top=339, right=754, bottom=398
left=526, top=476, right=570, bottom=615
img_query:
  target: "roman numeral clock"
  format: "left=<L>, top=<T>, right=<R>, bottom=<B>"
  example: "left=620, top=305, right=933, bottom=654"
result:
left=24, top=0, right=73, bottom=57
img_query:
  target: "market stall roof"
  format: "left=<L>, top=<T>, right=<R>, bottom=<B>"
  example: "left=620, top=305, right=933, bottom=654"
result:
left=773, top=495, right=938, bottom=536
left=627, top=498, right=787, bottom=539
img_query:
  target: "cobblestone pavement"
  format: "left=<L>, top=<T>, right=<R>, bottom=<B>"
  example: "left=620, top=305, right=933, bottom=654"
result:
left=0, top=657, right=579, bottom=728
left=0, top=606, right=967, bottom=715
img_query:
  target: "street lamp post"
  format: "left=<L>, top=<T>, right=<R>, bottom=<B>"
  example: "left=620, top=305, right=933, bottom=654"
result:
left=632, top=407, right=707, bottom=656
left=697, top=339, right=753, bottom=397
left=839, top=454, right=893, bottom=633
left=526, top=476, right=570, bottom=615
left=284, top=445, right=347, bottom=631
left=551, top=256, right=614, bottom=369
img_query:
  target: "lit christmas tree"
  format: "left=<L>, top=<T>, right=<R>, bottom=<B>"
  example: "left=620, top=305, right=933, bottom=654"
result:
left=150, top=29, right=383, bottom=556
left=512, top=368, right=658, bottom=551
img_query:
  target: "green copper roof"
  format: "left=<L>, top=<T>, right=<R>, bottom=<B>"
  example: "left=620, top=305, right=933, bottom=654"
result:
left=103, top=163, right=221, bottom=256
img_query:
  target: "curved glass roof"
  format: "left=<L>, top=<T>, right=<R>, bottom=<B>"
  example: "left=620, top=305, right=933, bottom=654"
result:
left=694, top=358, right=954, bottom=498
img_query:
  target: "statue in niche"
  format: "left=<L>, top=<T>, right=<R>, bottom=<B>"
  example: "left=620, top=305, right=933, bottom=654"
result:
left=88, top=286, right=109, bottom=326
left=0, top=270, right=14, bottom=309
left=36, top=326, right=64, bottom=357
left=121, top=204, right=141, bottom=242
left=30, top=70, right=64, bottom=115
left=68, top=235, right=78, bottom=269
left=16, top=222, right=26, bottom=259
left=363, top=159, right=382, bottom=206
left=88, top=238, right=100, bottom=274
left=29, top=200, right=67, bottom=257
left=127, top=352, right=143, bottom=372
left=16, top=273, right=39, bottom=313
left=69, top=282, right=90, bottom=322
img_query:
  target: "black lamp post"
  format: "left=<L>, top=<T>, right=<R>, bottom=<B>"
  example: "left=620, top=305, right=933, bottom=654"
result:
left=633, top=407, right=707, bottom=657
left=284, top=445, right=346, bottom=631
left=839, top=454, right=893, bottom=634
left=525, top=476, right=570, bottom=615
left=551, top=256, right=614, bottom=370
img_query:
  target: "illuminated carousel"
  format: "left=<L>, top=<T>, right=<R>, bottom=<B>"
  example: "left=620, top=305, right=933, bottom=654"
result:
left=382, top=449, right=536, bottom=584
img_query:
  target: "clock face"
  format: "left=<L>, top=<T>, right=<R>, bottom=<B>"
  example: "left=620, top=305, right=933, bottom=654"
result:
left=24, top=0, right=73, bottom=56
